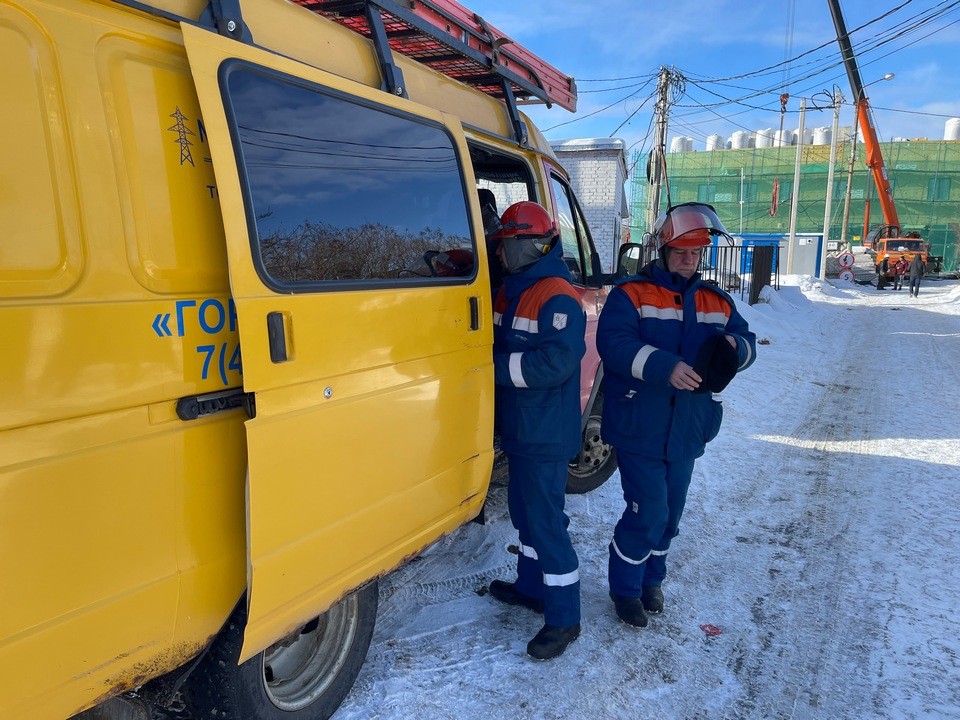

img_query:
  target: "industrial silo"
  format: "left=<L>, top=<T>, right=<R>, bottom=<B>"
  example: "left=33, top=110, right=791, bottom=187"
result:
left=669, top=136, right=694, bottom=153
left=945, top=118, right=960, bottom=141
left=795, top=126, right=813, bottom=145
left=706, top=133, right=726, bottom=151
left=813, top=126, right=832, bottom=145
left=755, top=129, right=775, bottom=148
left=774, top=129, right=795, bottom=147
left=730, top=130, right=750, bottom=149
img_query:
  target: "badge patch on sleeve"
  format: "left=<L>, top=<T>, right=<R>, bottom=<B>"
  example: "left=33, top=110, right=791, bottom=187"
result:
left=552, top=312, right=568, bottom=330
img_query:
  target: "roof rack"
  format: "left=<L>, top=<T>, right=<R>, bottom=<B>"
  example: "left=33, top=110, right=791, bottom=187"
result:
left=293, top=0, right=577, bottom=143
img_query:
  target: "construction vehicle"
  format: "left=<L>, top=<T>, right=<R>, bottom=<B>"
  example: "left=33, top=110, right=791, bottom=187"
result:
left=827, top=0, right=941, bottom=281
left=0, top=0, right=612, bottom=718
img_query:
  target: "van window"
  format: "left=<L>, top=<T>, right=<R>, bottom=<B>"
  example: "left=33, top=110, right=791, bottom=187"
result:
left=549, top=174, right=599, bottom=286
left=471, top=145, right=534, bottom=220
left=223, top=64, right=475, bottom=288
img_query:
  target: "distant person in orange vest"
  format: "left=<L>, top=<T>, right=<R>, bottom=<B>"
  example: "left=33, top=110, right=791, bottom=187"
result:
left=893, top=257, right=908, bottom=290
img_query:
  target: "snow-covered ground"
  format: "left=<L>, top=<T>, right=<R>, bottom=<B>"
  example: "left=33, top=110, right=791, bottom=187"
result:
left=333, top=277, right=960, bottom=720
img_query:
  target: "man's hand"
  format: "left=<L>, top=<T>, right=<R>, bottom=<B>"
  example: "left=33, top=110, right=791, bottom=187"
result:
left=669, top=361, right=701, bottom=391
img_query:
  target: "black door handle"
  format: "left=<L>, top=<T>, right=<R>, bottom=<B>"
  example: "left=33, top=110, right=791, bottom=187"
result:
left=267, top=312, right=288, bottom=363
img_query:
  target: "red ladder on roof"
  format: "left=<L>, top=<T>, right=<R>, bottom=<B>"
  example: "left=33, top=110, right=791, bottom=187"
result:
left=293, top=0, right=577, bottom=113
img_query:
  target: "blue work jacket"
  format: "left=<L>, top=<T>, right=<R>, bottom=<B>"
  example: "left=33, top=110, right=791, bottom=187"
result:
left=598, top=262, right=756, bottom=460
left=493, top=243, right=586, bottom=461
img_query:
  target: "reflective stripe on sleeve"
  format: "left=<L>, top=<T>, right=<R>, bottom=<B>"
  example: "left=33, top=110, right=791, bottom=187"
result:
left=509, top=352, right=527, bottom=387
left=518, top=543, right=538, bottom=560
left=696, top=311, right=729, bottom=325
left=740, top=339, right=754, bottom=369
left=612, top=538, right=651, bottom=566
left=493, top=311, right=503, bottom=327
left=639, top=306, right=683, bottom=321
left=543, top=569, right=580, bottom=587
left=631, top=345, right=657, bottom=380
left=650, top=549, right=668, bottom=556
left=511, top=316, right=539, bottom=333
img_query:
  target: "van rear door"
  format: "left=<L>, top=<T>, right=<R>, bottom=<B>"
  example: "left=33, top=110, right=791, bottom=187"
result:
left=182, top=24, right=493, bottom=660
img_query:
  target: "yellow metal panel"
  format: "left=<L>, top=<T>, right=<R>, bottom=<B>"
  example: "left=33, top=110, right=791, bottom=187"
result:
left=96, top=34, right=229, bottom=294
left=0, top=3, right=246, bottom=718
left=0, top=403, right=248, bottom=719
left=0, top=5, right=83, bottom=297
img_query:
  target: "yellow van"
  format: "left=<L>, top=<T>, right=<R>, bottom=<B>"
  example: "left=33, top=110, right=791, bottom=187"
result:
left=0, top=0, right=610, bottom=717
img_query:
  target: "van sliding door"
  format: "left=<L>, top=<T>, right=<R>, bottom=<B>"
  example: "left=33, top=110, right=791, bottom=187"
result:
left=182, top=24, right=493, bottom=661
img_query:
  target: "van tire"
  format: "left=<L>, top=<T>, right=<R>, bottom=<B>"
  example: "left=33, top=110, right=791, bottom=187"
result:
left=187, top=582, right=378, bottom=720
left=566, top=394, right=617, bottom=494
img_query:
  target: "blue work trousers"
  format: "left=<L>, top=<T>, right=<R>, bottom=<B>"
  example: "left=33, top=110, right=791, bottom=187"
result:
left=608, top=449, right=695, bottom=597
left=506, top=454, right=580, bottom=627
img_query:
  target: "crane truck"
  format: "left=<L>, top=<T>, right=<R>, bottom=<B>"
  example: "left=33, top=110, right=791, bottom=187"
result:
left=826, top=0, right=943, bottom=281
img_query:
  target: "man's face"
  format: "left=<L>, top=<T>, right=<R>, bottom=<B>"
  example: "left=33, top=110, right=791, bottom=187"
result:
left=666, top=246, right=704, bottom=278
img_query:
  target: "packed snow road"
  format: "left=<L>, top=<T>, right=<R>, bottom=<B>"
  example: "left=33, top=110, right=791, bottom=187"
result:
left=330, top=278, right=960, bottom=720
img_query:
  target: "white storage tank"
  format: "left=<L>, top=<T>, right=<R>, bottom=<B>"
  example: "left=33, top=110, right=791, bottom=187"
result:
left=795, top=126, right=813, bottom=145
left=669, top=135, right=694, bottom=153
left=730, top=130, right=750, bottom=149
left=774, top=129, right=795, bottom=147
left=813, top=126, right=832, bottom=145
left=945, top=118, right=960, bottom=141
left=755, top=128, right=775, bottom=148
left=706, top=133, right=725, bottom=151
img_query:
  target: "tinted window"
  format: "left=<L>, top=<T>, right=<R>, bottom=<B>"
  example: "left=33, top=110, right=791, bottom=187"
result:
left=225, top=65, right=474, bottom=288
left=550, top=175, right=599, bottom=286
left=550, top=176, right=584, bottom=283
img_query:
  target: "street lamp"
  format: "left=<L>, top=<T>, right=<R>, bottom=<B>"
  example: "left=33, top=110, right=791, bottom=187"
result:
left=839, top=72, right=895, bottom=247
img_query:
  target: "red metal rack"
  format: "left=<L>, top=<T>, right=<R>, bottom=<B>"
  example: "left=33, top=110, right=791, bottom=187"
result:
left=294, top=0, right=577, bottom=113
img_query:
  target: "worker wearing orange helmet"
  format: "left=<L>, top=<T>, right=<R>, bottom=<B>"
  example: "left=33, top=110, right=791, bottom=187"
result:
left=597, top=202, right=756, bottom=627
left=487, top=201, right=586, bottom=660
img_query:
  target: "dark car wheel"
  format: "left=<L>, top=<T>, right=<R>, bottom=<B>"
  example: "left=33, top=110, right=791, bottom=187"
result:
left=566, top=394, right=617, bottom=494
left=187, top=582, right=378, bottom=720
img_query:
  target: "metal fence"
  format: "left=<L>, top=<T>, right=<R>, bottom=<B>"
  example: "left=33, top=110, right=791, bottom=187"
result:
left=700, top=243, right=780, bottom=304
left=633, top=243, right=780, bottom=305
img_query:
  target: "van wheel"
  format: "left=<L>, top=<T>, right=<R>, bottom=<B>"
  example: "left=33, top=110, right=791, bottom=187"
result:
left=566, top=394, right=617, bottom=494
left=187, top=582, right=377, bottom=720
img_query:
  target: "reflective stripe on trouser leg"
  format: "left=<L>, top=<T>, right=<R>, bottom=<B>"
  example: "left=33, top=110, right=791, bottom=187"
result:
left=507, top=454, right=580, bottom=627
left=642, top=456, right=696, bottom=586
left=609, top=450, right=693, bottom=596
left=507, top=461, right=543, bottom=601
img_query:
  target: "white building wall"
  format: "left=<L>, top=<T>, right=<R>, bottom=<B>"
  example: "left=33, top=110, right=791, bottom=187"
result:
left=550, top=138, right=629, bottom=273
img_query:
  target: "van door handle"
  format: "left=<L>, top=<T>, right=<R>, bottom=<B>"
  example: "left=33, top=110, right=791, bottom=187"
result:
left=266, top=312, right=288, bottom=363
left=469, top=296, right=480, bottom=331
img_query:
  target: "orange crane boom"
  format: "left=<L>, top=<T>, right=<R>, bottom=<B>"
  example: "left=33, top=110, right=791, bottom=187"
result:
left=827, top=0, right=901, bottom=232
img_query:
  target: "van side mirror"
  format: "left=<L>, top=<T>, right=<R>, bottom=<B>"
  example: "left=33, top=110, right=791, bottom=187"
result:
left=617, top=242, right=643, bottom=279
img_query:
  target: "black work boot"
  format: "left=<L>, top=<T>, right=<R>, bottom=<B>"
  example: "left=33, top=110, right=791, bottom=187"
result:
left=489, top=580, right=544, bottom=614
left=526, top=623, right=580, bottom=660
left=610, top=592, right=649, bottom=628
left=641, top=586, right=664, bottom=614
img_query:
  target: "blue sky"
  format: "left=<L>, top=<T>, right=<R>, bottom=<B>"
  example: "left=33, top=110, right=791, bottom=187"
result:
left=468, top=0, right=960, bottom=163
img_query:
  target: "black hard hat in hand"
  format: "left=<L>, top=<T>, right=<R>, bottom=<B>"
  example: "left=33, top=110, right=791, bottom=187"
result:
left=693, top=334, right=739, bottom=393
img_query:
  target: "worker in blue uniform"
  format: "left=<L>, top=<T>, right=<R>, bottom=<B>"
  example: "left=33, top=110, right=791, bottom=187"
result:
left=597, top=202, right=757, bottom=628
left=487, top=201, right=586, bottom=660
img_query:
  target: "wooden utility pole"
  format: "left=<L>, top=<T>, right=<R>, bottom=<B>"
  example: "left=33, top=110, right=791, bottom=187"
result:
left=647, top=66, right=672, bottom=233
